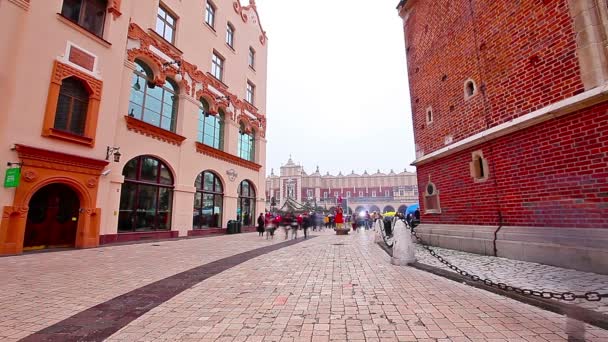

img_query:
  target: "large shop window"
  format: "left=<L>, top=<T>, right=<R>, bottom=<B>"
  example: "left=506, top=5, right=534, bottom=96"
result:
left=54, top=77, right=89, bottom=136
left=238, top=125, right=254, bottom=161
left=128, top=60, right=178, bottom=132
left=61, top=0, right=107, bottom=37
left=193, top=171, right=224, bottom=229
left=238, top=180, right=256, bottom=226
left=118, top=156, right=174, bottom=232
left=197, top=100, right=223, bottom=149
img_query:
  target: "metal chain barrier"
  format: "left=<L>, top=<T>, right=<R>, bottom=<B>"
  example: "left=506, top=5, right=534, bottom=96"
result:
left=400, top=220, right=608, bottom=302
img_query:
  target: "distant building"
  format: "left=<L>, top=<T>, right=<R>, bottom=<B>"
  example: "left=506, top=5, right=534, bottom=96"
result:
left=0, top=0, right=268, bottom=255
left=397, top=0, right=608, bottom=273
left=266, top=157, right=418, bottom=214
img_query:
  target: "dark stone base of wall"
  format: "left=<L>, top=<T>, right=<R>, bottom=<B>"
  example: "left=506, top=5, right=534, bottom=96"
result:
left=416, top=224, right=608, bottom=275
left=99, top=231, right=179, bottom=245
left=187, top=228, right=226, bottom=236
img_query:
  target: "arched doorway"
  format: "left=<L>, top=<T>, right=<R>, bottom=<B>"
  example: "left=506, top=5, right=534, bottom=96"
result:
left=383, top=205, right=395, bottom=213
left=397, top=205, right=408, bottom=214
left=24, top=184, right=80, bottom=250
left=237, top=180, right=256, bottom=226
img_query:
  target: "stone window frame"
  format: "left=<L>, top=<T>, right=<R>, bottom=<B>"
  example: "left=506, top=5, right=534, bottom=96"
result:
left=425, top=106, right=433, bottom=125
left=464, top=78, right=477, bottom=100
left=470, top=150, right=489, bottom=183
left=423, top=181, right=441, bottom=214
left=42, top=60, right=102, bottom=147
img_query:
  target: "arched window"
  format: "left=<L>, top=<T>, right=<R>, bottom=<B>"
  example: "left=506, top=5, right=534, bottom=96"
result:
left=197, top=100, right=223, bottom=149
left=54, top=77, right=89, bottom=136
left=238, top=180, right=256, bottom=226
left=119, top=156, right=174, bottom=232
left=128, top=60, right=178, bottom=132
left=226, top=23, right=235, bottom=48
left=193, top=171, right=223, bottom=229
left=238, top=123, right=254, bottom=161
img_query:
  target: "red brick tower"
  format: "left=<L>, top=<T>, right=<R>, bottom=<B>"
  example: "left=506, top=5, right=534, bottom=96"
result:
left=397, top=0, right=608, bottom=273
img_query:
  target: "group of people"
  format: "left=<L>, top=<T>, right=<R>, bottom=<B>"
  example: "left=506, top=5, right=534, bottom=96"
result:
left=256, top=207, right=422, bottom=238
left=256, top=211, right=317, bottom=240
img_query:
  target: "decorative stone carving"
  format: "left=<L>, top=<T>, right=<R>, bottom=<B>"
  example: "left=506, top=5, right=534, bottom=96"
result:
left=22, top=170, right=38, bottom=183
left=86, top=178, right=97, bottom=189
left=226, top=169, right=238, bottom=182
left=196, top=142, right=261, bottom=171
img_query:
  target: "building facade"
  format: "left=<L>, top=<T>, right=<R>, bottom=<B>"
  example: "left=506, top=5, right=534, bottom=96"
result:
left=0, top=0, right=268, bottom=255
left=398, top=0, right=608, bottom=273
left=266, top=158, right=418, bottom=214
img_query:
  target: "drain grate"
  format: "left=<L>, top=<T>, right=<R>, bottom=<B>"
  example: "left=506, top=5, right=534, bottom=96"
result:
left=151, top=244, right=161, bottom=246
left=332, top=243, right=346, bottom=246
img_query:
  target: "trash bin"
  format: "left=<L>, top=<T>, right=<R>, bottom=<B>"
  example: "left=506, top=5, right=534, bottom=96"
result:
left=227, top=220, right=237, bottom=234
left=236, top=221, right=242, bottom=233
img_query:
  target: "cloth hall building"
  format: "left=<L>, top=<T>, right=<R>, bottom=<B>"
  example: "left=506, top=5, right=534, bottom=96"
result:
left=0, top=0, right=268, bottom=255
left=265, top=158, right=418, bottom=215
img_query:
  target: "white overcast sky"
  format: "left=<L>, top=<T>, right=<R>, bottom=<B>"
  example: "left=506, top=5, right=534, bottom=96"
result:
left=255, top=0, right=415, bottom=176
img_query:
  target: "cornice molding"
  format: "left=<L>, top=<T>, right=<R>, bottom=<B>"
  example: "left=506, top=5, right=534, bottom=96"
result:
left=195, top=142, right=261, bottom=171
left=15, top=144, right=108, bottom=175
left=124, top=116, right=187, bottom=146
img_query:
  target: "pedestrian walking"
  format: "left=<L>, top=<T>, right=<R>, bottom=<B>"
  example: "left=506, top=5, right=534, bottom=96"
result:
left=303, top=213, right=311, bottom=239
left=257, top=213, right=265, bottom=237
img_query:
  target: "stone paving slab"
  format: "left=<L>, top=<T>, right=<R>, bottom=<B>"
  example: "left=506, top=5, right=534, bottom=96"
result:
left=0, top=233, right=297, bottom=341
left=413, top=244, right=608, bottom=314
left=103, top=230, right=608, bottom=341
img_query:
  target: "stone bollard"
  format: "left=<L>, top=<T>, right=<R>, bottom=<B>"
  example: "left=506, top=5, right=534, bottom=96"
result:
left=374, top=219, right=383, bottom=243
left=391, top=219, right=417, bottom=266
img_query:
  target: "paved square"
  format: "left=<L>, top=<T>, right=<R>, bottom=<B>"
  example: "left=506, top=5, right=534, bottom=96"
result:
left=0, top=230, right=607, bottom=341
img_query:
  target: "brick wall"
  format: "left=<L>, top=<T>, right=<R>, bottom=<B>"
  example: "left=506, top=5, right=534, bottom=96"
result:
left=417, top=102, right=608, bottom=228
left=406, top=0, right=584, bottom=156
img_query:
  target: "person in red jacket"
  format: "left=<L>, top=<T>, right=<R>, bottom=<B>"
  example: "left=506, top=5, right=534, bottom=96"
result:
left=335, top=207, right=344, bottom=229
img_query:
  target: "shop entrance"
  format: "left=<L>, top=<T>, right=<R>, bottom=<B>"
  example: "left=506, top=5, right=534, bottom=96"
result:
left=23, top=184, right=80, bottom=250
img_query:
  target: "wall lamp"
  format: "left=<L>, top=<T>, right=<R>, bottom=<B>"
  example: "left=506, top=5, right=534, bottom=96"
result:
left=106, top=146, right=122, bottom=162
left=163, top=60, right=183, bottom=82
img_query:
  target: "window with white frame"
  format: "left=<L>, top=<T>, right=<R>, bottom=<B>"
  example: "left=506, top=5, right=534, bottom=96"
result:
left=307, top=189, right=313, bottom=197
left=371, top=191, right=376, bottom=197
left=205, top=1, right=215, bottom=28
left=155, top=4, right=177, bottom=43
left=248, top=47, right=255, bottom=68
left=346, top=191, right=351, bottom=198
left=211, top=52, right=224, bottom=80
left=359, top=191, right=363, bottom=197
left=385, top=190, right=389, bottom=197
left=226, top=23, right=234, bottom=48
left=323, top=192, right=328, bottom=198
left=246, top=81, right=255, bottom=105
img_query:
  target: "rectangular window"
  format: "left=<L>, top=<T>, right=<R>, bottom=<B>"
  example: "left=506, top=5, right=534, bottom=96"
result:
left=346, top=191, right=351, bottom=198
left=307, top=189, right=313, bottom=197
left=211, top=52, right=224, bottom=80
left=198, top=111, right=223, bottom=149
left=359, top=191, right=363, bottom=197
left=61, top=0, right=107, bottom=37
left=248, top=47, right=255, bottom=68
left=155, top=5, right=177, bottom=44
left=246, top=81, right=255, bottom=105
left=226, top=23, right=234, bottom=48
left=385, top=190, right=389, bottom=197
left=205, top=1, right=215, bottom=28
left=334, top=192, right=338, bottom=198
left=237, top=132, right=254, bottom=161
left=323, top=192, right=328, bottom=198
left=371, top=191, right=376, bottom=197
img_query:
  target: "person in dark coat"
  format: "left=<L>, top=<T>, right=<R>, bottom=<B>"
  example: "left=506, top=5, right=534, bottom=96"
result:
left=257, top=213, right=265, bottom=236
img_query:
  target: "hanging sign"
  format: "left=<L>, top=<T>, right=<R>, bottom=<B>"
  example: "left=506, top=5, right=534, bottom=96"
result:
left=4, top=168, right=21, bottom=188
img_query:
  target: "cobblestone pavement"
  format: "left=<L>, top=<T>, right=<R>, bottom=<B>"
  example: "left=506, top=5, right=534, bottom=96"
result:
left=413, top=243, right=608, bottom=314
left=1, top=230, right=608, bottom=341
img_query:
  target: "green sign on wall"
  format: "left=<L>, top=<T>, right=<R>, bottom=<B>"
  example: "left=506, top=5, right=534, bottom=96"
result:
left=4, top=168, right=21, bottom=188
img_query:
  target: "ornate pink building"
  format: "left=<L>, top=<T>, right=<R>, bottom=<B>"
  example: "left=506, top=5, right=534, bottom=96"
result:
left=0, top=0, right=268, bottom=254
